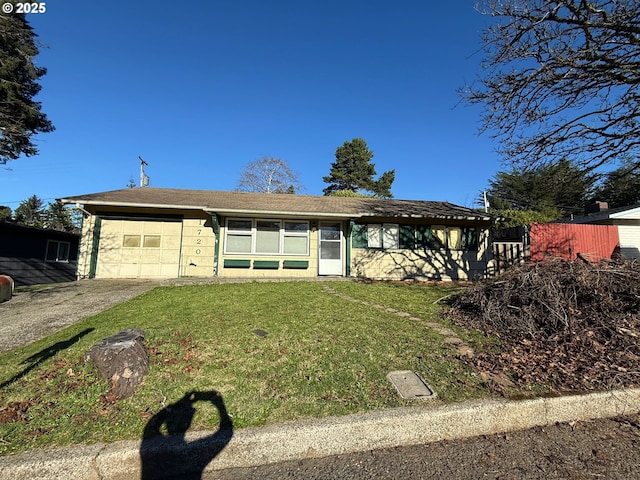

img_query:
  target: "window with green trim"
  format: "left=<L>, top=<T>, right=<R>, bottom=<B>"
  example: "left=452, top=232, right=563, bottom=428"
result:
left=351, top=224, right=368, bottom=248
left=351, top=223, right=400, bottom=249
left=224, top=218, right=309, bottom=255
left=462, top=227, right=479, bottom=251
left=356, top=224, right=480, bottom=251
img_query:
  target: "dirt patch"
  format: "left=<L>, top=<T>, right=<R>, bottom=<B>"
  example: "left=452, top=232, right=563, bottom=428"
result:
left=0, top=279, right=156, bottom=353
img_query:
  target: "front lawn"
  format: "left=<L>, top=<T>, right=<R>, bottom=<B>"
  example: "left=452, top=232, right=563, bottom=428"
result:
left=0, top=281, right=489, bottom=455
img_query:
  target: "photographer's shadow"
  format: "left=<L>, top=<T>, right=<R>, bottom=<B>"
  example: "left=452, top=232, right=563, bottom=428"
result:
left=140, top=390, right=233, bottom=479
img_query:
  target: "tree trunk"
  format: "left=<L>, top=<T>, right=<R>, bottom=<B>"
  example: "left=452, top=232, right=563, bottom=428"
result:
left=85, top=328, right=149, bottom=399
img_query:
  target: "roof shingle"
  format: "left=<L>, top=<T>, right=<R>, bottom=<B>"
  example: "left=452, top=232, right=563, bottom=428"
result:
left=60, top=188, right=493, bottom=221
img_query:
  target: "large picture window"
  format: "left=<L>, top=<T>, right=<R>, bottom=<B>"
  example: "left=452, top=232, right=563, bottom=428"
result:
left=224, top=218, right=309, bottom=255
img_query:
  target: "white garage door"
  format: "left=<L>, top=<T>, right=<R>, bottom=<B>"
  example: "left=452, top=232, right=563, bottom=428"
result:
left=96, top=219, right=183, bottom=278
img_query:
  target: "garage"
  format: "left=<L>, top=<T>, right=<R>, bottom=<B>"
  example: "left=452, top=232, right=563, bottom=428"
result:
left=95, top=218, right=183, bottom=278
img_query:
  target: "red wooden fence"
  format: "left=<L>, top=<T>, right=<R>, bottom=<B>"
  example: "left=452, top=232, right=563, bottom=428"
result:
left=529, top=223, right=619, bottom=262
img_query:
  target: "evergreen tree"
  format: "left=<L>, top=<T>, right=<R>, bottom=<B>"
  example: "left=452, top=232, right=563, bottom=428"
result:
left=0, top=10, right=54, bottom=164
left=0, top=206, right=10, bottom=221
left=45, top=200, right=76, bottom=232
left=14, top=194, right=44, bottom=227
left=487, top=160, right=595, bottom=217
left=323, top=138, right=395, bottom=198
left=593, top=159, right=640, bottom=208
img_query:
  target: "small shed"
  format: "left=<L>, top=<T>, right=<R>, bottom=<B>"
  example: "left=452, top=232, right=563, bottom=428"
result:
left=0, top=222, right=80, bottom=286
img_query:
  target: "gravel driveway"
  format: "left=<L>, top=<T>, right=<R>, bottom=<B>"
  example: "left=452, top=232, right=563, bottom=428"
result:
left=0, top=279, right=158, bottom=353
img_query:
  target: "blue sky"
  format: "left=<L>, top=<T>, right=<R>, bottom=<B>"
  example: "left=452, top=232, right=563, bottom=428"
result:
left=1, top=1, right=501, bottom=211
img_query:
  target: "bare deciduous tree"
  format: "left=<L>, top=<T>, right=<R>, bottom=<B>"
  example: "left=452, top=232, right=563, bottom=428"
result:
left=462, top=0, right=640, bottom=172
left=236, top=156, right=303, bottom=193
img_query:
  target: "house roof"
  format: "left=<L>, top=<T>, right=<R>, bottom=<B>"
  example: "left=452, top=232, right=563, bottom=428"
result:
left=566, top=204, right=640, bottom=224
left=60, top=188, right=494, bottom=222
left=0, top=221, right=80, bottom=239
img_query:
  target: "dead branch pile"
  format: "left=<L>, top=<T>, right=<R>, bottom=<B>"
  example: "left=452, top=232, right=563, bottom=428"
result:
left=447, top=258, right=640, bottom=394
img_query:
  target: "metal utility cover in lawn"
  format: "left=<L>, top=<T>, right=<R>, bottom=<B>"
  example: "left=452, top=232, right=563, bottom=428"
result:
left=387, top=371, right=437, bottom=400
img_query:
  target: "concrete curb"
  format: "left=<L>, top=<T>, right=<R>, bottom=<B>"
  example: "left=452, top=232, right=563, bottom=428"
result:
left=2, top=388, right=640, bottom=479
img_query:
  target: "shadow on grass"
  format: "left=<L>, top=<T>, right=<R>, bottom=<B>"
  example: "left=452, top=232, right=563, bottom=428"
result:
left=0, top=328, right=95, bottom=389
left=141, top=390, right=234, bottom=480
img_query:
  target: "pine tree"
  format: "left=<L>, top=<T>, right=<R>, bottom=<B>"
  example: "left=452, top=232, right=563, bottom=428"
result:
left=322, top=138, right=395, bottom=198
left=46, top=200, right=76, bottom=232
left=593, top=160, right=640, bottom=208
left=14, top=194, right=44, bottom=227
left=0, top=206, right=10, bottom=221
left=0, top=10, right=54, bottom=164
left=486, top=160, right=595, bottom=216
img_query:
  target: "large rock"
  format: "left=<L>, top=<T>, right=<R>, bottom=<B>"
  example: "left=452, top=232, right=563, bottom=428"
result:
left=85, top=328, right=149, bottom=398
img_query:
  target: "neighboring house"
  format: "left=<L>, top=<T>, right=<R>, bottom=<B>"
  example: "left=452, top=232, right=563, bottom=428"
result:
left=566, top=202, right=640, bottom=259
left=59, top=188, right=497, bottom=281
left=0, top=222, right=80, bottom=286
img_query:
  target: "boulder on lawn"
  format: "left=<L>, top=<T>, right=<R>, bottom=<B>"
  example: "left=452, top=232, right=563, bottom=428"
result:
left=85, top=328, right=149, bottom=399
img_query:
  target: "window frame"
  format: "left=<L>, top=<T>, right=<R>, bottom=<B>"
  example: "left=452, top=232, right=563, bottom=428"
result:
left=362, top=223, right=400, bottom=250
left=255, top=219, right=281, bottom=254
left=225, top=219, right=253, bottom=254
left=123, top=235, right=141, bottom=248
left=143, top=235, right=161, bottom=248
left=283, top=220, right=310, bottom=255
left=224, top=218, right=310, bottom=256
left=354, top=224, right=481, bottom=251
left=45, top=240, right=71, bottom=263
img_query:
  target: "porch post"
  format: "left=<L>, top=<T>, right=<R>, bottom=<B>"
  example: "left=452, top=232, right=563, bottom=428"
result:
left=207, top=212, right=221, bottom=277
left=346, top=219, right=354, bottom=277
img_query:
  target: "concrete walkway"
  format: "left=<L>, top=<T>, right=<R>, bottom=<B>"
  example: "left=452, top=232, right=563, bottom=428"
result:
left=1, top=388, right=640, bottom=479
left=321, top=284, right=474, bottom=356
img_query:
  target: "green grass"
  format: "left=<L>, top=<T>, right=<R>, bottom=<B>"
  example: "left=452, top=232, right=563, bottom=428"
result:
left=0, top=281, right=490, bottom=455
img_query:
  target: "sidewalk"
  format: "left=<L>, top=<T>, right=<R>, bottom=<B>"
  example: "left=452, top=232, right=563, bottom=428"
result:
left=2, top=388, right=640, bottom=480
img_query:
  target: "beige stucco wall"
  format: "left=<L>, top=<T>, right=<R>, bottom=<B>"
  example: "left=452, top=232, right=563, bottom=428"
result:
left=350, top=228, right=492, bottom=281
left=179, top=217, right=216, bottom=277
left=76, top=215, right=96, bottom=279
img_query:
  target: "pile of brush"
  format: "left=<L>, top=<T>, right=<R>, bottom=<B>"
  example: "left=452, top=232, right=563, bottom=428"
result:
left=447, top=258, right=640, bottom=394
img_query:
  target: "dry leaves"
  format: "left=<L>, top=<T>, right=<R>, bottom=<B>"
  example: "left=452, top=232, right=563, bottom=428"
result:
left=447, top=258, right=640, bottom=394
